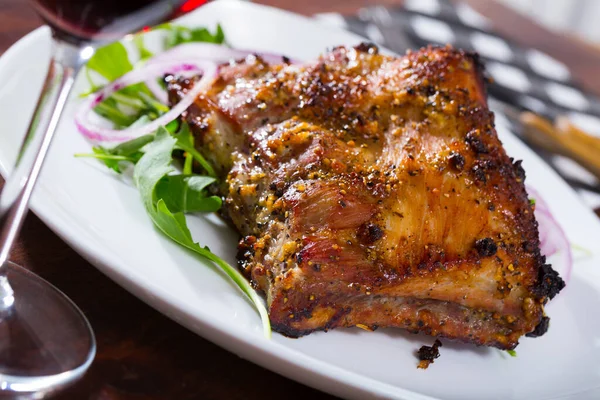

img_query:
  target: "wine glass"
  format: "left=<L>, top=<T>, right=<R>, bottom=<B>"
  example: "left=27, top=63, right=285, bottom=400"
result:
left=0, top=0, right=207, bottom=396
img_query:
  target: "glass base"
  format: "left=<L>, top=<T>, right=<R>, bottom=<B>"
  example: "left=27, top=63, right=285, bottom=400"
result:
left=0, top=262, right=95, bottom=396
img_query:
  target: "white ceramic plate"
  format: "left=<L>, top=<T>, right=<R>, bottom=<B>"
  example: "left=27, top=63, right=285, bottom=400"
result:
left=1, top=2, right=600, bottom=399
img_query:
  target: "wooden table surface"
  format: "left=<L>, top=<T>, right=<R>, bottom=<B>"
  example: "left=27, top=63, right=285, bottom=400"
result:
left=1, top=1, right=599, bottom=399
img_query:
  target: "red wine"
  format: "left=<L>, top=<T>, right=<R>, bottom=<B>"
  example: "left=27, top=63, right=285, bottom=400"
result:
left=31, top=0, right=209, bottom=43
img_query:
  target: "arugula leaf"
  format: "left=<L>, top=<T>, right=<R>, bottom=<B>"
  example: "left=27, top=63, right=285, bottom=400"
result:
left=133, top=34, right=154, bottom=61
left=137, top=91, right=170, bottom=114
left=183, top=150, right=193, bottom=175
left=93, top=99, right=141, bottom=128
left=184, top=24, right=225, bottom=44
left=111, top=132, right=155, bottom=156
left=88, top=148, right=137, bottom=173
left=94, top=83, right=162, bottom=128
left=173, top=122, right=216, bottom=177
left=154, top=175, right=222, bottom=213
left=133, top=128, right=270, bottom=338
left=87, top=42, right=133, bottom=81
left=80, top=68, right=103, bottom=98
left=119, top=82, right=155, bottom=100
left=75, top=121, right=212, bottom=176
left=160, top=23, right=225, bottom=48
left=75, top=129, right=154, bottom=173
left=134, top=128, right=176, bottom=207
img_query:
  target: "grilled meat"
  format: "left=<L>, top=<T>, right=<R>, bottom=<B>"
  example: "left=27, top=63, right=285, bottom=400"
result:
left=168, top=44, right=564, bottom=349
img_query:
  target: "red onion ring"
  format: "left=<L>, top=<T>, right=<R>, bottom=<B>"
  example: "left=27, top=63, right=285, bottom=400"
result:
left=527, top=185, right=572, bottom=283
left=526, top=185, right=550, bottom=214
left=75, top=60, right=217, bottom=142
left=535, top=207, right=572, bottom=283
left=145, top=79, right=170, bottom=105
left=142, top=43, right=298, bottom=103
left=145, top=42, right=296, bottom=67
left=144, top=65, right=202, bottom=104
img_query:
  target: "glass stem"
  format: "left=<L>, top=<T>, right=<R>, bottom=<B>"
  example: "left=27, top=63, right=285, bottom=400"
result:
left=0, top=37, right=93, bottom=311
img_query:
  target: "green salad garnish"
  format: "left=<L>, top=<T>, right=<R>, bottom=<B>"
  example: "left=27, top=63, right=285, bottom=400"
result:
left=76, top=25, right=271, bottom=338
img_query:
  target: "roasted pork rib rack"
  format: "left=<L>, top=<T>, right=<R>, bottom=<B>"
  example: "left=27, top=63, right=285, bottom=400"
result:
left=168, top=44, right=564, bottom=349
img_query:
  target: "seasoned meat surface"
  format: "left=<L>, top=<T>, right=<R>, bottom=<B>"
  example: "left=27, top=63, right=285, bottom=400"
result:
left=168, top=44, right=564, bottom=349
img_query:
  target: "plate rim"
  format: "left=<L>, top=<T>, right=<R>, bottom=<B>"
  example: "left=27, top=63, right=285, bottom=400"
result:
left=1, top=2, right=599, bottom=400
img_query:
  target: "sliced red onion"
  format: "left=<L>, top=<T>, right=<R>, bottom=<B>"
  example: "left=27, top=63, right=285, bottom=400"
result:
left=145, top=42, right=297, bottom=67
left=75, top=60, right=217, bottom=142
left=526, top=185, right=550, bottom=214
left=141, top=44, right=298, bottom=106
left=527, top=185, right=572, bottom=283
left=144, top=63, right=203, bottom=104
left=145, top=78, right=169, bottom=104
left=535, top=207, right=572, bottom=283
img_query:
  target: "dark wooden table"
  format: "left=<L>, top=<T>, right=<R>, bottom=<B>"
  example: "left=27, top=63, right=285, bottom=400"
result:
left=1, top=1, right=599, bottom=399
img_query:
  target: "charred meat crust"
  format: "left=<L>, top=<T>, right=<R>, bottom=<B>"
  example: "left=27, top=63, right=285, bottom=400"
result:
left=474, top=238, right=498, bottom=257
left=168, top=43, right=563, bottom=349
left=526, top=315, right=550, bottom=338
left=418, top=339, right=442, bottom=362
left=532, top=263, right=566, bottom=300
left=417, top=339, right=443, bottom=369
left=269, top=295, right=527, bottom=349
